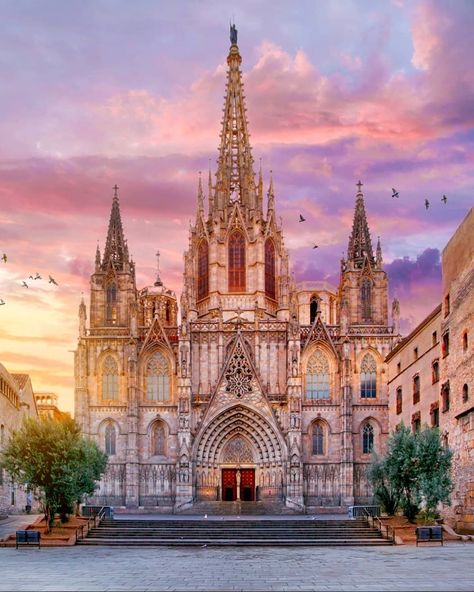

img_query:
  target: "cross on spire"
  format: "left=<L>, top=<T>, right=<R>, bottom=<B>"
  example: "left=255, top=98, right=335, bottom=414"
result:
left=356, top=180, right=363, bottom=193
left=113, top=184, right=119, bottom=199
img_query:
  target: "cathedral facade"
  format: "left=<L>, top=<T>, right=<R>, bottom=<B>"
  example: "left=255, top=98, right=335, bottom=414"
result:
left=75, top=31, right=399, bottom=512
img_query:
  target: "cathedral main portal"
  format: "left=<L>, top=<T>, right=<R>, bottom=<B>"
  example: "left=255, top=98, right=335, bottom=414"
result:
left=222, top=468, right=255, bottom=501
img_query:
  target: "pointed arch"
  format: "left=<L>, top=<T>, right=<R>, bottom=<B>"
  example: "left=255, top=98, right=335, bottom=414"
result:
left=197, top=239, right=209, bottom=300
left=360, top=353, right=377, bottom=399
left=361, top=277, right=372, bottom=321
left=305, top=350, right=330, bottom=400
left=104, top=421, right=117, bottom=455
left=311, top=420, right=327, bottom=456
left=106, top=282, right=118, bottom=324
left=101, top=355, right=119, bottom=400
left=145, top=351, right=170, bottom=402
left=150, top=420, right=167, bottom=456
left=264, top=239, right=276, bottom=299
left=362, top=422, right=374, bottom=454
left=228, top=230, right=246, bottom=292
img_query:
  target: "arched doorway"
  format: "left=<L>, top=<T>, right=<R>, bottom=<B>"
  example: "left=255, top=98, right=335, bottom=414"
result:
left=193, top=405, right=286, bottom=503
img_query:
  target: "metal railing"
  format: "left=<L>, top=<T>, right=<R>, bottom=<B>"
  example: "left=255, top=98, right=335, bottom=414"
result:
left=361, top=507, right=395, bottom=543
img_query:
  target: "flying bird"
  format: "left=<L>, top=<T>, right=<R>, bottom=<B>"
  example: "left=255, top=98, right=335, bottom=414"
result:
left=34, top=273, right=41, bottom=280
left=22, top=281, right=28, bottom=288
left=299, top=214, right=306, bottom=222
left=313, top=244, right=319, bottom=249
left=29, top=275, right=34, bottom=280
left=442, top=195, right=448, bottom=204
left=0, top=299, right=5, bottom=305
left=48, top=275, right=58, bottom=286
left=425, top=199, right=430, bottom=210
left=391, top=188, right=399, bottom=198
left=1, top=254, right=6, bottom=263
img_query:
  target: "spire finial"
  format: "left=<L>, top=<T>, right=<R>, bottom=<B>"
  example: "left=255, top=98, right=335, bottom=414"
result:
left=356, top=180, right=363, bottom=194
left=113, top=184, right=119, bottom=200
left=154, top=249, right=163, bottom=287
left=230, top=22, right=238, bottom=45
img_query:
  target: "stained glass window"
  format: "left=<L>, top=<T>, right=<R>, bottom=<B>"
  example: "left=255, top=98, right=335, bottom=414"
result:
left=146, top=352, right=169, bottom=401
left=229, top=231, right=246, bottom=292
left=105, top=423, right=116, bottom=455
left=198, top=240, right=209, bottom=300
left=306, top=351, right=330, bottom=399
left=360, top=354, right=377, bottom=398
left=265, top=239, right=276, bottom=299
left=362, top=423, right=374, bottom=454
left=312, top=422, right=324, bottom=455
left=102, top=356, right=118, bottom=400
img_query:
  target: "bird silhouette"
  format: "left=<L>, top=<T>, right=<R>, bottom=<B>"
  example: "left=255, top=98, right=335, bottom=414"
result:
left=391, top=188, right=399, bottom=198
left=442, top=195, right=448, bottom=204
left=313, top=245, right=319, bottom=249
left=425, top=199, right=430, bottom=210
left=22, top=281, right=28, bottom=288
left=34, top=272, right=41, bottom=280
left=1, top=254, right=6, bottom=263
left=48, top=275, right=58, bottom=286
left=0, top=299, right=5, bottom=305
left=29, top=275, right=34, bottom=280
left=299, top=214, right=306, bottom=222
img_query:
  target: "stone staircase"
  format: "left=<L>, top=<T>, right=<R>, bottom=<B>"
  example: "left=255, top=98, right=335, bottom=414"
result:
left=78, top=516, right=393, bottom=547
left=177, top=500, right=301, bottom=515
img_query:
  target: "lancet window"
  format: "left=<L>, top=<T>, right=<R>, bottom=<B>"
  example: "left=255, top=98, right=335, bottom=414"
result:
left=265, top=239, right=276, bottom=299
left=360, top=354, right=377, bottom=398
left=305, top=350, right=330, bottom=400
left=228, top=231, right=246, bottom=292
left=312, top=422, right=325, bottom=455
left=361, top=278, right=372, bottom=321
left=102, top=356, right=119, bottom=400
left=106, top=283, right=118, bottom=324
left=197, top=240, right=209, bottom=300
left=105, top=423, right=116, bottom=455
left=310, top=295, right=320, bottom=324
left=362, top=423, right=374, bottom=454
left=146, top=352, right=170, bottom=402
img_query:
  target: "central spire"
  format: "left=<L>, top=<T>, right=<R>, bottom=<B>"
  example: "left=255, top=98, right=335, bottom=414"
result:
left=102, top=184, right=129, bottom=271
left=214, top=24, right=257, bottom=212
left=347, top=180, right=375, bottom=268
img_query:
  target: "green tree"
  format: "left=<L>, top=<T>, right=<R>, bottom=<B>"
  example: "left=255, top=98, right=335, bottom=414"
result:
left=366, top=454, right=400, bottom=515
left=368, top=423, right=453, bottom=522
left=0, top=416, right=107, bottom=532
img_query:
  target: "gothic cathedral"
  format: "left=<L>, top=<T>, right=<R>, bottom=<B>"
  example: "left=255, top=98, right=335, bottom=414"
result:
left=74, top=29, right=399, bottom=512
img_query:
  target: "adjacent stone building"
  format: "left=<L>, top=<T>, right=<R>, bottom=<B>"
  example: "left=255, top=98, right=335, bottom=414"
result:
left=386, top=207, right=473, bottom=532
left=75, top=28, right=399, bottom=513
left=0, top=367, right=38, bottom=514
left=441, top=207, right=474, bottom=532
left=35, top=392, right=70, bottom=421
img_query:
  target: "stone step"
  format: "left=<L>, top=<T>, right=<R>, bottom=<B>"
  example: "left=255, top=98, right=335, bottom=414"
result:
left=78, top=538, right=392, bottom=547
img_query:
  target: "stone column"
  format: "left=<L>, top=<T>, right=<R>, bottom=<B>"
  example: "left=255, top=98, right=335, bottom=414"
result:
left=125, top=343, right=139, bottom=508
left=340, top=338, right=355, bottom=507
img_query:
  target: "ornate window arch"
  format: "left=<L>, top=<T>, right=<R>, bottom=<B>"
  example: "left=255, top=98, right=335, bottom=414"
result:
left=151, top=421, right=166, bottom=456
left=106, top=282, right=118, bottom=324
left=228, top=231, right=246, bottom=292
left=197, top=240, right=209, bottom=300
left=312, top=421, right=326, bottom=455
left=361, top=278, right=372, bottom=321
left=265, top=239, right=276, bottom=299
left=360, top=353, right=377, bottom=398
left=104, top=422, right=116, bottom=456
left=305, top=350, right=330, bottom=400
left=362, top=422, right=374, bottom=454
left=102, top=355, right=119, bottom=400
left=146, top=351, right=170, bottom=402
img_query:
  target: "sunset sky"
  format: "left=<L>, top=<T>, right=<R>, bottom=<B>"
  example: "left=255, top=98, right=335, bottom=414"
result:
left=0, top=0, right=473, bottom=414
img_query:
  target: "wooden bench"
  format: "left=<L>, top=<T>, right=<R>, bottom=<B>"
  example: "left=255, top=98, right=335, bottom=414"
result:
left=416, top=525, right=443, bottom=546
left=16, top=530, right=41, bottom=549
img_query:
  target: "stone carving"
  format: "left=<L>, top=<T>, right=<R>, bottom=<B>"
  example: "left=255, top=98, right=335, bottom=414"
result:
left=221, top=436, right=254, bottom=464
left=225, top=341, right=253, bottom=398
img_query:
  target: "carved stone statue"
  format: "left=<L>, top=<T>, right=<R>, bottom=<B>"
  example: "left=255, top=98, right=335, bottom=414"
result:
left=392, top=297, right=400, bottom=335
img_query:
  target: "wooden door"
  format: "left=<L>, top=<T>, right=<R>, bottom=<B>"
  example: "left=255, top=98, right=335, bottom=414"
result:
left=240, top=469, right=255, bottom=501
left=222, top=469, right=237, bottom=501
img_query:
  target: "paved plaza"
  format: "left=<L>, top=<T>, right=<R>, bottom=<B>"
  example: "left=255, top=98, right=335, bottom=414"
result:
left=1, top=543, right=473, bottom=591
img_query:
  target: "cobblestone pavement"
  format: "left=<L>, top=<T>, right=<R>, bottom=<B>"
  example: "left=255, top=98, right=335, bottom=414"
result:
left=1, top=543, right=473, bottom=591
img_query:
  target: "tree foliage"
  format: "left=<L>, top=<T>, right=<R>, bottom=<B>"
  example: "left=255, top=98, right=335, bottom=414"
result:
left=0, top=416, right=107, bottom=531
left=368, top=423, right=453, bottom=521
